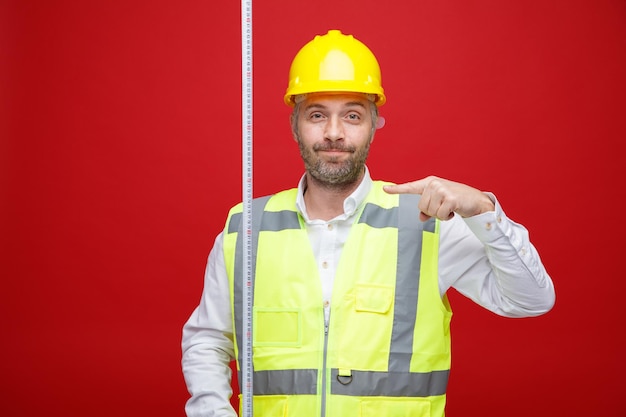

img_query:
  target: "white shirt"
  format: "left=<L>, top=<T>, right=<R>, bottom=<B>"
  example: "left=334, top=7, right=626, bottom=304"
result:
left=181, top=169, right=555, bottom=417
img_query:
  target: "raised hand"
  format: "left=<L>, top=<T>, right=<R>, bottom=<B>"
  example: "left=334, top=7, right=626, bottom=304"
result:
left=383, top=176, right=495, bottom=222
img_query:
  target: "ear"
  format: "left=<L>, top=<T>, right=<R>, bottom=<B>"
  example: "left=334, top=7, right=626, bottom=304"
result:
left=375, top=116, right=386, bottom=130
left=290, top=113, right=299, bottom=142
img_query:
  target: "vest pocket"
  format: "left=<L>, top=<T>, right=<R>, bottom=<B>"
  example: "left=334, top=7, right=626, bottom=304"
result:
left=336, top=284, right=395, bottom=371
left=247, top=395, right=288, bottom=417
left=254, top=308, right=302, bottom=347
left=360, top=398, right=431, bottom=417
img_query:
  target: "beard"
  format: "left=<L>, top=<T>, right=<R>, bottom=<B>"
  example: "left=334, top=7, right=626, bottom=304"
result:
left=297, top=139, right=371, bottom=187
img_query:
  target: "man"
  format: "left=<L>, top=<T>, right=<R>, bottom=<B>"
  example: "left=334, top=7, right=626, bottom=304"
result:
left=182, top=29, right=555, bottom=417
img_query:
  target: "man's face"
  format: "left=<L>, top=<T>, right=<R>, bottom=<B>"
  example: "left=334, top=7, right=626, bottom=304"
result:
left=293, top=93, right=375, bottom=187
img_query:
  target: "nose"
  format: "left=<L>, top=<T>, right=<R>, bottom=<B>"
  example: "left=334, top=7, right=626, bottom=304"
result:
left=324, top=115, right=344, bottom=142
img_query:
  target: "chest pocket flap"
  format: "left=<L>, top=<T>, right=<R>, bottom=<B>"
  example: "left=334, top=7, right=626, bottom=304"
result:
left=355, top=284, right=393, bottom=314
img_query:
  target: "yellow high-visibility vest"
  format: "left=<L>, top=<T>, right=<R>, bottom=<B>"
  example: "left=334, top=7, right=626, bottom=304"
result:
left=223, top=181, right=452, bottom=417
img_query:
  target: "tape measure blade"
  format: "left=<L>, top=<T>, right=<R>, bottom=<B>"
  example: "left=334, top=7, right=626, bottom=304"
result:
left=240, top=1, right=253, bottom=417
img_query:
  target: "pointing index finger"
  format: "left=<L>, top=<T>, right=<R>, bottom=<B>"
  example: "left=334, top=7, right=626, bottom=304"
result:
left=383, top=179, right=427, bottom=195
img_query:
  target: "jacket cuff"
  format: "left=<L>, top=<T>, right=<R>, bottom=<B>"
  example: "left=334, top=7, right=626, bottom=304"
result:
left=462, top=192, right=511, bottom=244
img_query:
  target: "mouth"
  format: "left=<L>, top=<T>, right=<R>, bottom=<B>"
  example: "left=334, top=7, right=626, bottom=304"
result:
left=319, top=149, right=349, bottom=154
left=317, top=149, right=352, bottom=162
left=314, top=144, right=354, bottom=153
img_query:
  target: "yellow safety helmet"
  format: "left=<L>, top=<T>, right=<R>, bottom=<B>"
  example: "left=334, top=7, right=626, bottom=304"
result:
left=284, top=30, right=386, bottom=107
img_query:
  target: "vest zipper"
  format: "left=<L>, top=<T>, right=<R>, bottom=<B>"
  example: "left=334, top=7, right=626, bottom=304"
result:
left=320, top=314, right=330, bottom=417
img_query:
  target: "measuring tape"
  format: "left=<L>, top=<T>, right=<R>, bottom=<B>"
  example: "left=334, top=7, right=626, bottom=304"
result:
left=240, top=0, right=254, bottom=416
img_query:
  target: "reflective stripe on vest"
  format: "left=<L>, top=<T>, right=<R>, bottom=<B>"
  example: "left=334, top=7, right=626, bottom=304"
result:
left=248, top=368, right=448, bottom=397
left=228, top=191, right=447, bottom=398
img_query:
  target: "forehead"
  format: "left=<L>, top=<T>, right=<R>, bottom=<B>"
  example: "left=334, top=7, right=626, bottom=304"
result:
left=301, top=92, right=371, bottom=110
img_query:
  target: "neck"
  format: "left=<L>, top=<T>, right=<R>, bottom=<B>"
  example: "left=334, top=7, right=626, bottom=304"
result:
left=303, top=171, right=364, bottom=221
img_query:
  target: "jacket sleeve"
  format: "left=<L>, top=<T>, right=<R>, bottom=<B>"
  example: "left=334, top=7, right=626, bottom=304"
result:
left=439, top=193, right=556, bottom=317
left=182, top=232, right=238, bottom=417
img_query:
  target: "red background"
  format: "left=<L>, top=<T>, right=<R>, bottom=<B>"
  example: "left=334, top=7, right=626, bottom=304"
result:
left=2, top=1, right=625, bottom=416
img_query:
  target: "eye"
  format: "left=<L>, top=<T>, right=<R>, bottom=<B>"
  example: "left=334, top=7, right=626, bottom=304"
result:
left=346, top=112, right=361, bottom=121
left=309, top=112, right=324, bottom=120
